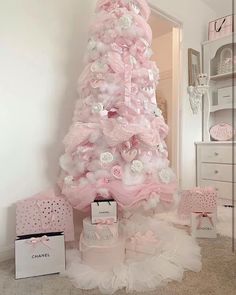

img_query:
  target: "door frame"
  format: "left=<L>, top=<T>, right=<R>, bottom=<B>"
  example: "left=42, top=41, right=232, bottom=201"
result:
left=149, top=5, right=183, bottom=186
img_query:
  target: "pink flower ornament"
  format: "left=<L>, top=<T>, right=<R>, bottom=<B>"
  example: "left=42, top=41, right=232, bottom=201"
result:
left=111, top=165, right=123, bottom=179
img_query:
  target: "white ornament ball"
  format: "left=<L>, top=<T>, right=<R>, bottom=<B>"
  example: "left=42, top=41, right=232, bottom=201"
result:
left=92, top=103, right=104, bottom=113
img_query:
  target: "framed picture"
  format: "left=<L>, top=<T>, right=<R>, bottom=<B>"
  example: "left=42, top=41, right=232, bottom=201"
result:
left=188, top=48, right=201, bottom=86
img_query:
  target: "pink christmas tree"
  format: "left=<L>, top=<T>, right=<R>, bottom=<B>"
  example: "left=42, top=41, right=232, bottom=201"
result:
left=59, top=0, right=176, bottom=211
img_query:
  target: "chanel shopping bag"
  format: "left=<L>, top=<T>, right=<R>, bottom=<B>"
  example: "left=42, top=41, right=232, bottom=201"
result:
left=15, top=232, right=65, bottom=279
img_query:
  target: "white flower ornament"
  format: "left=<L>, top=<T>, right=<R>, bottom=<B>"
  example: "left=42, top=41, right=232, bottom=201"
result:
left=131, top=160, right=144, bottom=173
left=159, top=168, right=172, bottom=184
left=100, top=152, right=114, bottom=164
left=119, top=15, right=133, bottom=30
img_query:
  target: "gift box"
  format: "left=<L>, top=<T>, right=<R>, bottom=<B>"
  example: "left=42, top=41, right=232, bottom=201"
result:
left=15, top=232, right=65, bottom=279
left=16, top=190, right=74, bottom=241
left=191, top=212, right=217, bottom=239
left=126, top=231, right=159, bottom=261
left=178, top=187, right=217, bottom=219
left=91, top=200, right=117, bottom=224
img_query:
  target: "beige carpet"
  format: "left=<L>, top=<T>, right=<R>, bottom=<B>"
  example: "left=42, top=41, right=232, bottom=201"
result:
left=0, top=236, right=236, bottom=295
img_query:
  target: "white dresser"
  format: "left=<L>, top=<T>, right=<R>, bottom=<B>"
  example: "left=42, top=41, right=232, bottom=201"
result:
left=195, top=142, right=235, bottom=204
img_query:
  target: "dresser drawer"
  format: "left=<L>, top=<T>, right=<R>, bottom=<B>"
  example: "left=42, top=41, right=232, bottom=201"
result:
left=200, top=179, right=235, bottom=200
left=201, top=163, right=236, bottom=182
left=200, top=145, right=234, bottom=164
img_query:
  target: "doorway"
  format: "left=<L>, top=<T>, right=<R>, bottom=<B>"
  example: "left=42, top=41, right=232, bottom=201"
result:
left=149, top=8, right=182, bottom=184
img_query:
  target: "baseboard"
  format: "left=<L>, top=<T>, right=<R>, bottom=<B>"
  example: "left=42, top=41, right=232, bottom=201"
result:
left=0, top=245, right=14, bottom=262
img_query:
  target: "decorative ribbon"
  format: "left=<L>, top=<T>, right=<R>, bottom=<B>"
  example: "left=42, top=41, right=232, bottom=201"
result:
left=123, top=50, right=133, bottom=108
left=27, top=235, right=51, bottom=249
left=195, top=212, right=214, bottom=230
left=95, top=218, right=116, bottom=239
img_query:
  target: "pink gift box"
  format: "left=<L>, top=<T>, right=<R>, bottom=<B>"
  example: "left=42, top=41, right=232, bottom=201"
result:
left=16, top=190, right=74, bottom=241
left=126, top=231, right=159, bottom=260
left=208, top=15, right=233, bottom=41
left=178, top=187, right=217, bottom=219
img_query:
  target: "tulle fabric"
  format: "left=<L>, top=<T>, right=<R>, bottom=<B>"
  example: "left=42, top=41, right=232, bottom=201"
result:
left=62, top=180, right=176, bottom=211
left=65, top=214, right=201, bottom=294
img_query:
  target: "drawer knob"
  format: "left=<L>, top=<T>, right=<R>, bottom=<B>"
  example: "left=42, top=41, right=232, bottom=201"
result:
left=214, top=170, right=219, bottom=174
left=214, top=152, right=219, bottom=156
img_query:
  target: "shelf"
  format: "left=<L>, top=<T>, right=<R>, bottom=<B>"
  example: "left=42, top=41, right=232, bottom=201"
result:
left=210, top=103, right=236, bottom=112
left=210, top=72, right=236, bottom=81
left=202, top=33, right=236, bottom=46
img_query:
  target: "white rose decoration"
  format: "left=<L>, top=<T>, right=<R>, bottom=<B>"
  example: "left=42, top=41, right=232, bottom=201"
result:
left=151, top=104, right=162, bottom=117
left=157, top=144, right=165, bottom=153
left=100, top=152, right=114, bottom=164
left=91, top=61, right=108, bottom=73
left=92, top=103, right=104, bottom=114
left=87, top=38, right=96, bottom=51
left=119, top=15, right=133, bottom=30
left=131, top=160, right=144, bottom=173
left=64, top=176, right=74, bottom=185
left=159, top=168, right=172, bottom=184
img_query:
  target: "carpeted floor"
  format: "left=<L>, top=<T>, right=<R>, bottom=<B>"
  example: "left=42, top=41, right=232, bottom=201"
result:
left=0, top=236, right=235, bottom=295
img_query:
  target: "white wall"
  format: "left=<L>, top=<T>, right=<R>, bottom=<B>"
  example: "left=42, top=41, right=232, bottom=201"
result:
left=0, top=0, right=97, bottom=260
left=0, top=0, right=216, bottom=259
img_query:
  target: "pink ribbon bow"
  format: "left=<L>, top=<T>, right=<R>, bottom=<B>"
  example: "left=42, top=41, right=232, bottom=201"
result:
left=131, top=230, right=158, bottom=245
left=195, top=212, right=214, bottom=230
left=95, top=218, right=116, bottom=239
left=27, top=235, right=51, bottom=249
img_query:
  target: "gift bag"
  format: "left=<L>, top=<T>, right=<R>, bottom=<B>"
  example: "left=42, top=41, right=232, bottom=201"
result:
left=15, top=232, right=65, bottom=279
left=208, top=15, right=233, bottom=41
left=191, top=212, right=217, bottom=238
left=91, top=200, right=117, bottom=224
left=16, top=190, right=74, bottom=241
left=178, top=187, right=217, bottom=219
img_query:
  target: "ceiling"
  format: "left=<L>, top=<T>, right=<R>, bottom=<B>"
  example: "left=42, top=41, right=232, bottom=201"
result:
left=201, top=0, right=232, bottom=15
left=149, top=13, right=174, bottom=38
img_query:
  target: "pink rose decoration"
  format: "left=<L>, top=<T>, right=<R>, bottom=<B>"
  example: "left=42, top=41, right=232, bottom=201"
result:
left=111, top=165, right=123, bottom=179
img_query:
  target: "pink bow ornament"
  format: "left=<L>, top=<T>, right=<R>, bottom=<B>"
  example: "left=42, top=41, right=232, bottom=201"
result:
left=195, top=212, right=214, bottom=230
left=27, top=235, right=51, bottom=249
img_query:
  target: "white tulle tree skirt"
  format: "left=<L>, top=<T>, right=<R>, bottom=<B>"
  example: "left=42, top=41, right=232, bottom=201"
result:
left=65, top=214, right=202, bottom=294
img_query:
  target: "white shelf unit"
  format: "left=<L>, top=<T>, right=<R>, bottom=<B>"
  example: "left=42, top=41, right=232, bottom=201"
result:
left=197, top=35, right=236, bottom=203
left=202, top=34, right=236, bottom=142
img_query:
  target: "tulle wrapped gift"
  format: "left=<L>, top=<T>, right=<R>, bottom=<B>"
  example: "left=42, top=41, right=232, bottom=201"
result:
left=16, top=189, right=74, bottom=241
left=178, top=187, right=217, bottom=219
left=126, top=230, right=160, bottom=261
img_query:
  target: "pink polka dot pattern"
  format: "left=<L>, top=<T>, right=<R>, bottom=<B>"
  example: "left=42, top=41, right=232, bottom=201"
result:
left=178, top=187, right=217, bottom=218
left=16, top=197, right=74, bottom=241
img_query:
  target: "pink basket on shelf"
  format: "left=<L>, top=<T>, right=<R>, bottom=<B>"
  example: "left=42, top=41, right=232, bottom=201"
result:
left=16, top=189, right=74, bottom=241
left=178, top=187, right=217, bottom=219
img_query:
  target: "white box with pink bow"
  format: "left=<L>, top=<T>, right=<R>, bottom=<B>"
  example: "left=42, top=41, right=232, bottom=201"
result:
left=15, top=232, right=65, bottom=279
left=191, top=212, right=217, bottom=239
